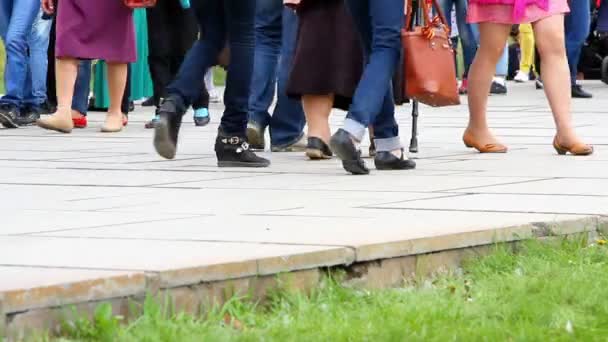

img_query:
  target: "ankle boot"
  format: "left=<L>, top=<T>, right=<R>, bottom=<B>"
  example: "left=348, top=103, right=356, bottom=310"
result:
left=215, top=131, right=270, bottom=168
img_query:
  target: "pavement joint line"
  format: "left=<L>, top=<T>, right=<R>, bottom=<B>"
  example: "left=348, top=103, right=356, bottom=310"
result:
left=0, top=263, right=150, bottom=273
left=2, top=235, right=352, bottom=249
left=431, top=177, right=557, bottom=193
left=434, top=191, right=608, bottom=198
left=0, top=182, right=204, bottom=190
left=7, top=215, right=207, bottom=237
left=354, top=193, right=475, bottom=208
left=361, top=207, right=602, bottom=216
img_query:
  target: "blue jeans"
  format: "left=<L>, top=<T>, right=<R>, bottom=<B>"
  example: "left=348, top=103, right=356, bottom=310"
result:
left=72, top=61, right=92, bottom=115
left=167, top=0, right=255, bottom=136
left=249, top=0, right=305, bottom=147
left=438, top=0, right=478, bottom=77
left=598, top=1, right=608, bottom=32
left=0, top=0, right=40, bottom=110
left=344, top=0, right=402, bottom=152
left=23, top=9, right=52, bottom=107
left=565, top=0, right=590, bottom=86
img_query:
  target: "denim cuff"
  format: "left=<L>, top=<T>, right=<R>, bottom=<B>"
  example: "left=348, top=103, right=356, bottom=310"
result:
left=374, top=136, right=403, bottom=152
left=343, top=118, right=366, bottom=142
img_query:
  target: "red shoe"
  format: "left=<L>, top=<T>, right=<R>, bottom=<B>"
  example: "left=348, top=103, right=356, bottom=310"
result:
left=458, top=78, right=468, bottom=95
left=72, top=115, right=88, bottom=128
left=122, top=115, right=128, bottom=127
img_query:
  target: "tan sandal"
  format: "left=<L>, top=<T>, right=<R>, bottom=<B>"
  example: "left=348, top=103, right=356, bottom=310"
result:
left=553, top=136, right=593, bottom=156
left=463, top=131, right=508, bottom=153
left=37, top=114, right=74, bottom=133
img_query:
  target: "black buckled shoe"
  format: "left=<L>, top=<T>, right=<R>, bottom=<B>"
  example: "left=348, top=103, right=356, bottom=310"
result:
left=305, top=137, right=333, bottom=160
left=215, top=132, right=270, bottom=168
left=16, top=106, right=41, bottom=126
left=0, top=104, right=19, bottom=128
left=329, top=129, right=369, bottom=175
left=374, top=149, right=417, bottom=170
left=153, top=97, right=185, bottom=160
left=571, top=84, right=592, bottom=99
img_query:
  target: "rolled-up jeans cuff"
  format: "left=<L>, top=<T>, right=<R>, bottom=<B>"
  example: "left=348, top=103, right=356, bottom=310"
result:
left=375, top=137, right=402, bottom=152
left=343, top=118, right=366, bottom=142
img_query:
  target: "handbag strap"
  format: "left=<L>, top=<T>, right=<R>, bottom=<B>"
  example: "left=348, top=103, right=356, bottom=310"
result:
left=404, top=0, right=450, bottom=35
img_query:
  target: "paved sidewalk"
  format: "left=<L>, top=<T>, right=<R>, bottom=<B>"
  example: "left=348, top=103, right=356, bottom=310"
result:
left=1, top=82, right=607, bottom=325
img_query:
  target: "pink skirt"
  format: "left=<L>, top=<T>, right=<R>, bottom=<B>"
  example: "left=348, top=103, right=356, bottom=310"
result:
left=467, top=0, right=570, bottom=24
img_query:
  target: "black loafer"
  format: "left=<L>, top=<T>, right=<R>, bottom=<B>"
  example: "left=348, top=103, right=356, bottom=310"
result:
left=571, top=84, right=592, bottom=99
left=329, top=129, right=369, bottom=175
left=306, top=137, right=333, bottom=160
left=153, top=97, right=185, bottom=160
left=374, top=149, right=416, bottom=170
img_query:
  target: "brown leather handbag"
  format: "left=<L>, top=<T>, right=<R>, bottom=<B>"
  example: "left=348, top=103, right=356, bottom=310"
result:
left=124, top=0, right=157, bottom=9
left=402, top=0, right=460, bottom=107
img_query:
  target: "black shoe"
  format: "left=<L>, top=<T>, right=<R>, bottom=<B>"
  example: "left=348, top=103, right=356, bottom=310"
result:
left=571, top=84, right=592, bottom=99
left=490, top=81, right=507, bottom=95
left=39, top=101, right=56, bottom=115
left=246, top=121, right=266, bottom=150
left=0, top=104, right=19, bottom=128
left=374, top=149, right=417, bottom=170
left=305, top=137, right=333, bottom=160
left=329, top=129, right=369, bottom=175
left=153, top=97, right=185, bottom=160
left=215, top=132, right=270, bottom=168
left=369, top=141, right=376, bottom=158
left=16, top=106, right=41, bottom=126
left=129, top=101, right=135, bottom=112
left=602, top=57, right=608, bottom=85
left=535, top=79, right=544, bottom=90
left=142, top=97, right=156, bottom=107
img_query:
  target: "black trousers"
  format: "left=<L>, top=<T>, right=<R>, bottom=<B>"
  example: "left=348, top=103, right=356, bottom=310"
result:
left=146, top=0, right=209, bottom=108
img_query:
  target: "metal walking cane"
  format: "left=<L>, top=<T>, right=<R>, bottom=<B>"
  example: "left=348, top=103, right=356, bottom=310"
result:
left=407, top=0, right=422, bottom=153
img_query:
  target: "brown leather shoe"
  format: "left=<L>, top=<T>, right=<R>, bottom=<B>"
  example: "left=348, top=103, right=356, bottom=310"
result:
left=37, top=114, right=74, bottom=133
left=553, top=136, right=593, bottom=156
left=463, top=132, right=508, bottom=153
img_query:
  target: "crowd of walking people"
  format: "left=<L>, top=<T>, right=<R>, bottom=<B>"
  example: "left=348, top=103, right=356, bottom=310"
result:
left=0, top=0, right=603, bottom=175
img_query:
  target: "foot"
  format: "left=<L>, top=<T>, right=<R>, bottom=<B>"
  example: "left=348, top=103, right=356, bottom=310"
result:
left=100, top=114, right=124, bottom=133
left=0, top=104, right=19, bottom=128
left=215, top=132, right=270, bottom=168
left=463, top=128, right=508, bottom=153
left=246, top=121, right=266, bottom=150
left=37, top=112, right=74, bottom=133
left=513, top=71, right=530, bottom=83
left=16, top=106, right=41, bottom=126
left=490, top=78, right=507, bottom=95
left=329, top=129, right=369, bottom=175
left=571, top=84, right=592, bottom=99
left=271, top=134, right=307, bottom=152
left=553, top=134, right=593, bottom=156
left=306, top=137, right=333, bottom=160
left=153, top=97, right=185, bottom=160
left=145, top=110, right=160, bottom=129
left=374, top=149, right=416, bottom=170
left=193, top=108, right=211, bottom=127
left=141, top=97, right=156, bottom=107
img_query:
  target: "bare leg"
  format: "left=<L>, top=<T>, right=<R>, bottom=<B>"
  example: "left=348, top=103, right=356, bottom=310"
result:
left=533, top=15, right=589, bottom=147
left=37, top=57, right=78, bottom=132
left=102, top=62, right=128, bottom=132
left=302, top=94, right=334, bottom=143
left=466, top=23, right=511, bottom=147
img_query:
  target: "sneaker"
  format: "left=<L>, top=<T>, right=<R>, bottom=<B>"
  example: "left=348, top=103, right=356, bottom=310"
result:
left=16, top=106, right=41, bottom=126
left=141, top=97, right=156, bottom=107
left=39, top=101, right=56, bottom=115
left=458, top=78, right=468, bottom=95
left=0, top=104, right=19, bottom=128
left=215, top=131, right=270, bottom=168
left=571, top=84, right=592, bottom=99
left=271, top=134, right=307, bottom=152
left=513, top=71, right=530, bottom=83
left=246, top=121, right=266, bottom=150
left=193, top=108, right=211, bottom=127
left=490, top=78, right=507, bottom=95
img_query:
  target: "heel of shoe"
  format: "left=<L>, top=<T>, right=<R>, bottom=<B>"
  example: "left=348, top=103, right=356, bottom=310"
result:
left=554, top=144, right=567, bottom=155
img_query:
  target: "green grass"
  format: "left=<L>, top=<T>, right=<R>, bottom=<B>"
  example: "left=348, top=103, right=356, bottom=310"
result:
left=39, top=237, right=608, bottom=342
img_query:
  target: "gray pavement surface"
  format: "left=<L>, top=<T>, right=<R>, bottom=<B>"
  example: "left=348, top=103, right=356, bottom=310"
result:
left=1, top=81, right=607, bottom=294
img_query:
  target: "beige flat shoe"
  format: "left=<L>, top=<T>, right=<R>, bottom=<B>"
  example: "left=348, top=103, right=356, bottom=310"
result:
left=553, top=136, right=593, bottom=156
left=37, top=114, right=74, bottom=133
left=463, top=131, right=508, bottom=153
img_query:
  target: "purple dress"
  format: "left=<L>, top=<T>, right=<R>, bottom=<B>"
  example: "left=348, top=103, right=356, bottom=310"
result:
left=55, top=0, right=137, bottom=63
